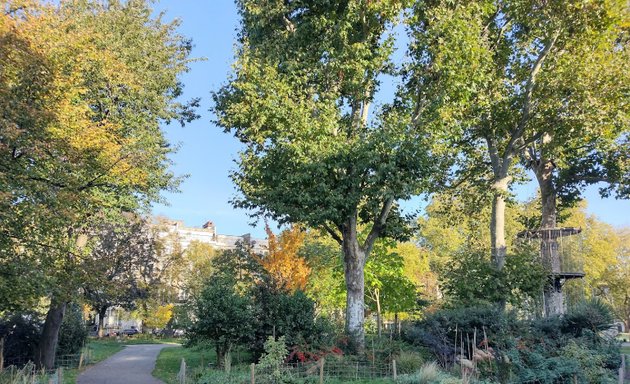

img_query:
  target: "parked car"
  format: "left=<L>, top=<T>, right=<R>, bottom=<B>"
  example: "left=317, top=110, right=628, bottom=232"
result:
left=121, top=327, right=139, bottom=336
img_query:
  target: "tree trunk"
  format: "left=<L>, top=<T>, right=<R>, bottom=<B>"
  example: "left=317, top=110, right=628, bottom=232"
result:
left=97, top=306, right=107, bottom=338
left=535, top=160, right=564, bottom=317
left=490, top=177, right=510, bottom=270
left=375, top=288, right=381, bottom=339
left=342, top=221, right=366, bottom=351
left=216, top=344, right=224, bottom=368
left=36, top=300, right=67, bottom=369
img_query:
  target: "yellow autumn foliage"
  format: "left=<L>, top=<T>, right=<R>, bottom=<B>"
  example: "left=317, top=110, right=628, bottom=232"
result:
left=261, top=225, right=311, bottom=292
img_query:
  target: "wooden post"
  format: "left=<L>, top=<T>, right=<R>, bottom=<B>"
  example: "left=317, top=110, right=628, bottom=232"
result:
left=57, top=367, right=63, bottom=384
left=178, top=358, right=186, bottom=384
left=620, top=354, right=626, bottom=384
left=319, top=358, right=325, bottom=384
left=78, top=352, right=84, bottom=369
left=392, top=359, right=397, bottom=380
left=250, top=363, right=255, bottom=384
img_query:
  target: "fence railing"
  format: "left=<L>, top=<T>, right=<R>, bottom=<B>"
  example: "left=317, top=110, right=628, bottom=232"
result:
left=0, top=362, right=66, bottom=384
left=177, top=357, right=400, bottom=384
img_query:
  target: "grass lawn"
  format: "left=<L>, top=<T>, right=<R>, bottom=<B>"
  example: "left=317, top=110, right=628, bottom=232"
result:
left=622, top=346, right=630, bottom=354
left=153, top=344, right=216, bottom=383
left=153, top=345, right=403, bottom=384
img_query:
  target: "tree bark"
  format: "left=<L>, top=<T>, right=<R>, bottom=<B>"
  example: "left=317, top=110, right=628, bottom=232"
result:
left=535, top=159, right=565, bottom=317
left=36, top=300, right=67, bottom=369
left=375, top=288, right=381, bottom=338
left=342, top=219, right=366, bottom=351
left=216, top=343, right=225, bottom=368
left=97, top=306, right=107, bottom=338
left=490, top=176, right=510, bottom=270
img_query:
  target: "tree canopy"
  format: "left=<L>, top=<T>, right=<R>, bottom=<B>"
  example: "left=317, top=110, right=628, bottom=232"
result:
left=215, top=0, right=447, bottom=349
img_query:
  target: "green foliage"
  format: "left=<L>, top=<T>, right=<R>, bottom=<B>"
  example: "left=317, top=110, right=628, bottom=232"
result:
left=397, top=362, right=462, bottom=384
left=57, top=303, right=87, bottom=356
left=195, top=371, right=249, bottom=384
left=404, top=301, right=621, bottom=383
left=365, top=240, right=419, bottom=315
left=188, top=277, right=254, bottom=366
left=403, top=305, right=513, bottom=368
left=252, top=285, right=335, bottom=357
left=0, top=312, right=41, bottom=366
left=216, top=0, right=448, bottom=346
left=440, top=246, right=546, bottom=308
left=257, top=336, right=289, bottom=383
left=395, top=350, right=427, bottom=375
left=82, top=216, right=159, bottom=327
left=562, top=299, right=615, bottom=337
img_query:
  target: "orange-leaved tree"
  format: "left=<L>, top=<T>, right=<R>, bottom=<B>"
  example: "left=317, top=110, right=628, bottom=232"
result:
left=261, top=225, right=310, bottom=292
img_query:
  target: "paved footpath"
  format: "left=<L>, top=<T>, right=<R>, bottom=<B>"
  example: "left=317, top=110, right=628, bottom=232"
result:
left=77, top=344, right=176, bottom=384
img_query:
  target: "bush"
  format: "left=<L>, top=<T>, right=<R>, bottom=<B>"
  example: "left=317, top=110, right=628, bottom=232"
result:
left=404, top=300, right=621, bottom=383
left=256, top=336, right=291, bottom=384
left=196, top=370, right=249, bottom=384
left=0, top=312, right=41, bottom=367
left=57, top=303, right=88, bottom=356
left=397, top=362, right=463, bottom=384
left=402, top=304, right=514, bottom=367
left=440, top=248, right=546, bottom=309
left=395, top=350, right=426, bottom=374
left=562, top=299, right=614, bottom=337
left=252, top=286, right=335, bottom=359
left=187, top=277, right=254, bottom=367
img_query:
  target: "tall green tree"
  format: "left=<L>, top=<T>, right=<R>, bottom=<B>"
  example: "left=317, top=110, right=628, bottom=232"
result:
left=407, top=0, right=629, bottom=287
left=364, top=240, right=417, bottom=337
left=1, top=0, right=197, bottom=368
left=215, top=0, right=442, bottom=349
left=82, top=216, right=158, bottom=338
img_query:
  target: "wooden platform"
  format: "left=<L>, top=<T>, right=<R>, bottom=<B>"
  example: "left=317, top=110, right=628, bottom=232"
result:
left=552, top=272, right=585, bottom=280
left=517, top=227, right=582, bottom=239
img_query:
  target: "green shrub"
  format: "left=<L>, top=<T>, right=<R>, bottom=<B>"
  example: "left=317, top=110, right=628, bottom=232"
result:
left=257, top=336, right=289, bottom=383
left=562, top=299, right=614, bottom=337
left=251, top=286, right=335, bottom=358
left=196, top=370, right=249, bottom=384
left=395, top=350, right=426, bottom=374
left=402, top=304, right=514, bottom=367
left=0, top=312, right=41, bottom=366
left=57, top=303, right=88, bottom=356
left=397, top=362, right=463, bottom=384
left=404, top=300, right=621, bottom=383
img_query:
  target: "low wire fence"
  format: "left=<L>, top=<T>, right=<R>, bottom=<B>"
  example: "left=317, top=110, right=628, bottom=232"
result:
left=178, top=357, right=400, bottom=384
left=0, top=363, right=66, bottom=384
left=1, top=343, right=93, bottom=384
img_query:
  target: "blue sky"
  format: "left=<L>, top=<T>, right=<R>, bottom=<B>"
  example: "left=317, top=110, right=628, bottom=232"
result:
left=150, top=1, right=629, bottom=238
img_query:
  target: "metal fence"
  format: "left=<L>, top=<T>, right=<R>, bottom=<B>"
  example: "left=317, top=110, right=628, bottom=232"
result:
left=177, top=358, right=399, bottom=384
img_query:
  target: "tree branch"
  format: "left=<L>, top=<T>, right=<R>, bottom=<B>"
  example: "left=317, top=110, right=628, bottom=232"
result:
left=322, top=223, right=343, bottom=245
left=503, top=31, right=560, bottom=164
left=363, top=197, right=395, bottom=254
left=282, top=15, right=296, bottom=33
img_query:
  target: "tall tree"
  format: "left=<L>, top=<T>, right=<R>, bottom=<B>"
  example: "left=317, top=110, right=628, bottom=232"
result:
left=407, top=0, right=629, bottom=284
left=215, top=0, right=442, bottom=349
left=364, top=240, right=417, bottom=337
left=600, top=229, right=630, bottom=331
left=1, top=0, right=197, bottom=368
left=82, top=216, right=158, bottom=338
